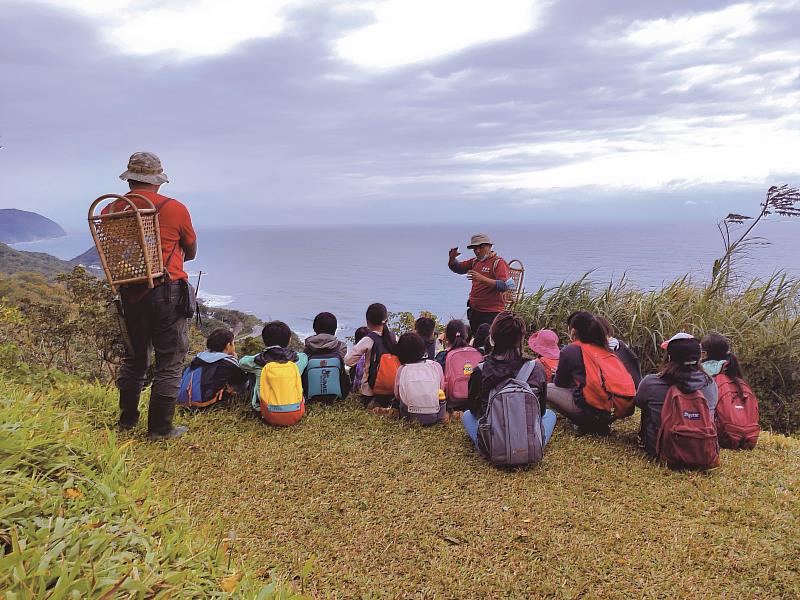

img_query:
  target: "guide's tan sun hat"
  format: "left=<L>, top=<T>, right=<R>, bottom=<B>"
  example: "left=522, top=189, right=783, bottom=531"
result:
left=119, top=151, right=169, bottom=185
left=467, top=233, right=493, bottom=248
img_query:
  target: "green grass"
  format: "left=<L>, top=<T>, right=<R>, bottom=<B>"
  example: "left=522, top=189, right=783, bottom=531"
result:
left=4, top=377, right=799, bottom=598
left=131, top=396, right=799, bottom=599
left=0, top=381, right=305, bottom=598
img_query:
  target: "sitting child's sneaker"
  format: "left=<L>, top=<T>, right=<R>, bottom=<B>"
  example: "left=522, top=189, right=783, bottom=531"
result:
left=371, top=406, right=399, bottom=418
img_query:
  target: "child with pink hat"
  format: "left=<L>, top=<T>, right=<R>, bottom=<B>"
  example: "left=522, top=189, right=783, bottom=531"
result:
left=528, top=329, right=560, bottom=382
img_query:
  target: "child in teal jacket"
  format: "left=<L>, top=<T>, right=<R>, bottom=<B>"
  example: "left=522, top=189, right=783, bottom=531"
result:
left=240, top=323, right=309, bottom=412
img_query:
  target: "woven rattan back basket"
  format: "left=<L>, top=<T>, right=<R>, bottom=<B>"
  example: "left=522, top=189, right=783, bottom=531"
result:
left=88, top=194, right=165, bottom=293
left=505, top=259, right=525, bottom=311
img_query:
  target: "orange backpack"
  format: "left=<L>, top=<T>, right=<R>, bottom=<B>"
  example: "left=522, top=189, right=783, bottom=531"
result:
left=367, top=332, right=401, bottom=396
left=574, top=341, right=636, bottom=419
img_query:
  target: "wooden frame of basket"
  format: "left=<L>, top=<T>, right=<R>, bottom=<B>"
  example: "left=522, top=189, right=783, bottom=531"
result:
left=87, top=193, right=165, bottom=295
left=505, top=259, right=525, bottom=311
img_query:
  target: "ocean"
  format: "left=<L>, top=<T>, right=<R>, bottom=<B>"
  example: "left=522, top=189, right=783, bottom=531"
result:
left=14, top=221, right=800, bottom=341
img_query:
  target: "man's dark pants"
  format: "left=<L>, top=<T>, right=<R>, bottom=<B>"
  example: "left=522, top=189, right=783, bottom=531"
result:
left=117, top=281, right=189, bottom=434
left=467, top=308, right=500, bottom=337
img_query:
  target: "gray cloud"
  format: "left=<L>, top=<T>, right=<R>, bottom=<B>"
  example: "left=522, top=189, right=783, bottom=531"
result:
left=0, top=0, right=798, bottom=229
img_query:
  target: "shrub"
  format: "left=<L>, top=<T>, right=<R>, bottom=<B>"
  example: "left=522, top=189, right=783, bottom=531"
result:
left=0, top=381, right=308, bottom=598
left=516, top=272, right=800, bottom=433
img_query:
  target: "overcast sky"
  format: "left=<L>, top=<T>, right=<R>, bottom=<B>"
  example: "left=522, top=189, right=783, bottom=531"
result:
left=1, top=0, right=798, bottom=229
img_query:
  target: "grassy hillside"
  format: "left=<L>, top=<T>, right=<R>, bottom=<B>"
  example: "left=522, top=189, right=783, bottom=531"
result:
left=0, top=242, right=73, bottom=277
left=8, top=374, right=795, bottom=599
left=0, top=378, right=305, bottom=598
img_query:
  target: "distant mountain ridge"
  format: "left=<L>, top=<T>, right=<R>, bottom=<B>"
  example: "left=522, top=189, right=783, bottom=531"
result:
left=71, top=246, right=101, bottom=267
left=0, top=209, right=66, bottom=244
left=0, top=242, right=74, bottom=277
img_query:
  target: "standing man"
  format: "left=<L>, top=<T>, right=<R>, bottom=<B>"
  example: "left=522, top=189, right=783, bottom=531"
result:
left=448, top=233, right=514, bottom=334
left=109, top=152, right=197, bottom=440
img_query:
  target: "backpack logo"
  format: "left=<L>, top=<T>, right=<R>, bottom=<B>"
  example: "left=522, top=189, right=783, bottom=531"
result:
left=463, top=363, right=474, bottom=376
left=683, top=411, right=701, bottom=420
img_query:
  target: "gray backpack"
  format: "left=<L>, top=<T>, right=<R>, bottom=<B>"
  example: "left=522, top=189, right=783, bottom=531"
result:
left=476, top=361, right=544, bottom=466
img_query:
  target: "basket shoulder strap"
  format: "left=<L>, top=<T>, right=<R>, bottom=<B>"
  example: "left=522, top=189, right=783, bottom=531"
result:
left=155, top=198, right=174, bottom=213
left=154, top=198, right=179, bottom=273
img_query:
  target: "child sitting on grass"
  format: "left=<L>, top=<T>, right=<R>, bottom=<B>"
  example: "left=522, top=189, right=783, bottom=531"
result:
left=345, top=303, right=398, bottom=409
left=441, top=319, right=482, bottom=413
left=374, top=332, right=447, bottom=425
left=240, top=321, right=309, bottom=426
left=303, top=312, right=350, bottom=402
left=527, top=329, right=560, bottom=382
left=349, top=326, right=370, bottom=393
left=178, top=328, right=248, bottom=409
left=472, top=323, right=491, bottom=355
left=462, top=312, right=556, bottom=450
left=701, top=332, right=760, bottom=449
left=415, top=316, right=437, bottom=360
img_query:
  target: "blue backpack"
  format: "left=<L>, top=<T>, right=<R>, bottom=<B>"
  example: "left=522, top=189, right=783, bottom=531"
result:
left=177, top=353, right=239, bottom=409
left=303, top=355, right=346, bottom=401
left=178, top=365, right=224, bottom=408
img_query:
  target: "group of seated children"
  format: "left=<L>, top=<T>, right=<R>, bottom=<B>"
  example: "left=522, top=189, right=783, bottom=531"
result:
left=179, top=312, right=349, bottom=425
left=542, top=311, right=759, bottom=470
left=179, top=303, right=760, bottom=471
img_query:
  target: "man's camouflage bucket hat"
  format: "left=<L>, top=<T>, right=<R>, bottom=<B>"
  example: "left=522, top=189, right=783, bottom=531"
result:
left=119, top=151, right=169, bottom=185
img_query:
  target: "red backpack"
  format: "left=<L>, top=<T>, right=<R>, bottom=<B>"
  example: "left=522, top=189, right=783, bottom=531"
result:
left=574, top=341, right=636, bottom=419
left=656, top=386, right=719, bottom=469
left=443, top=346, right=483, bottom=409
left=714, top=373, right=760, bottom=449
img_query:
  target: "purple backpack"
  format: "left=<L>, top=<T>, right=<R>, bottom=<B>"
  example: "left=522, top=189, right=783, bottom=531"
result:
left=350, top=356, right=365, bottom=394
left=477, top=361, right=544, bottom=466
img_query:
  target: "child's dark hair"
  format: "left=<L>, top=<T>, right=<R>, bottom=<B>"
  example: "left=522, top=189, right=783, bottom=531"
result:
left=396, top=332, right=426, bottom=365
left=702, top=333, right=744, bottom=379
left=472, top=323, right=490, bottom=352
left=445, top=319, right=469, bottom=349
left=261, top=321, right=291, bottom=348
left=313, top=312, right=337, bottom=335
left=568, top=311, right=607, bottom=348
left=660, top=338, right=707, bottom=387
left=489, top=312, right=526, bottom=357
left=366, top=303, right=388, bottom=326
left=414, top=316, right=436, bottom=340
left=206, top=328, right=234, bottom=352
left=594, top=315, right=614, bottom=339
left=365, top=303, right=395, bottom=351
left=354, top=326, right=370, bottom=344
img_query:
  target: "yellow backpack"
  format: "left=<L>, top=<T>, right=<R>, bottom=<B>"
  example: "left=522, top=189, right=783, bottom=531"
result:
left=259, top=361, right=304, bottom=423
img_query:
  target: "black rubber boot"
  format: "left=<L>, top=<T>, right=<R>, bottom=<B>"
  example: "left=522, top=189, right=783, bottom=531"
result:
left=118, top=389, right=141, bottom=431
left=147, top=392, right=187, bottom=440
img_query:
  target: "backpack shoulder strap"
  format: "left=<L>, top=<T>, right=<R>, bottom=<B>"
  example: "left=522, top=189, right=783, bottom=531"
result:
left=515, top=359, right=536, bottom=383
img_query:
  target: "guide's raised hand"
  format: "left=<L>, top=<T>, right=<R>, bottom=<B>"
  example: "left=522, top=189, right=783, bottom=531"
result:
left=449, top=247, right=460, bottom=262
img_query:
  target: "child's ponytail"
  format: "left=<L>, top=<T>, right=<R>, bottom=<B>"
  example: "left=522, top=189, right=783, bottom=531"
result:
left=445, top=319, right=469, bottom=349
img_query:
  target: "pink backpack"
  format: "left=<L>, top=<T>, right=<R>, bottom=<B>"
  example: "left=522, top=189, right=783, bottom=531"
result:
left=656, top=386, right=719, bottom=469
left=444, top=347, right=483, bottom=409
left=714, top=374, right=760, bottom=449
